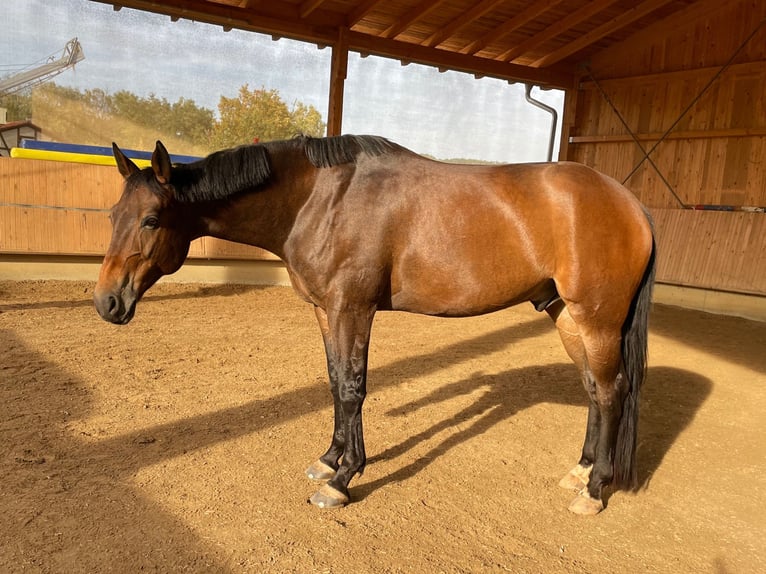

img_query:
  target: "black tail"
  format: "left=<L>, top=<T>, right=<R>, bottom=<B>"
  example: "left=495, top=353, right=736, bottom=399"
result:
left=613, top=228, right=657, bottom=490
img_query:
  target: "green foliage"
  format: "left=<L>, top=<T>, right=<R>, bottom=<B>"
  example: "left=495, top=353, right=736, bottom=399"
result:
left=8, top=82, right=324, bottom=155
left=0, top=91, right=33, bottom=122
left=287, top=100, right=325, bottom=141
left=108, top=91, right=215, bottom=146
left=209, top=85, right=325, bottom=149
left=26, top=83, right=213, bottom=155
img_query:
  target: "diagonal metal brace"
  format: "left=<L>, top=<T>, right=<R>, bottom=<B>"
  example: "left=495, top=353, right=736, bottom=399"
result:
left=586, top=69, right=686, bottom=208
left=586, top=16, right=766, bottom=209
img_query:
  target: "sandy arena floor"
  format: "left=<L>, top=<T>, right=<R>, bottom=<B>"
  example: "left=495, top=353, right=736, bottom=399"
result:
left=1, top=280, right=764, bottom=573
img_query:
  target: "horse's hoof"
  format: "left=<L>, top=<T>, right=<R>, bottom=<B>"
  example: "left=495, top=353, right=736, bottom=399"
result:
left=305, top=460, right=336, bottom=482
left=309, top=484, right=349, bottom=509
left=567, top=490, right=604, bottom=515
left=559, top=464, right=592, bottom=491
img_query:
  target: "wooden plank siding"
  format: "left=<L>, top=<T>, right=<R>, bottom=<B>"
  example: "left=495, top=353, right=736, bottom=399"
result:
left=2, top=157, right=763, bottom=295
left=566, top=0, right=765, bottom=296
left=3, top=0, right=766, bottom=297
left=0, top=158, right=276, bottom=261
left=650, top=208, right=765, bottom=295
left=570, top=61, right=766, bottom=209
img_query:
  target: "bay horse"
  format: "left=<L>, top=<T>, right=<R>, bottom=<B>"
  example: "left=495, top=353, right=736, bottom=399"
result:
left=94, top=135, right=655, bottom=515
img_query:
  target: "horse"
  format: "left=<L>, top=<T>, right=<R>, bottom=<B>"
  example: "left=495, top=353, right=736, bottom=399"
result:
left=94, top=135, right=656, bottom=515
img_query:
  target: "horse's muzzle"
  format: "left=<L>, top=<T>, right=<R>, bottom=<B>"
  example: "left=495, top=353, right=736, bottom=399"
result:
left=94, top=289, right=137, bottom=325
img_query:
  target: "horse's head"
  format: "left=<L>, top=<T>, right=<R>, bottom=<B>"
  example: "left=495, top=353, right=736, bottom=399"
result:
left=94, top=141, right=192, bottom=324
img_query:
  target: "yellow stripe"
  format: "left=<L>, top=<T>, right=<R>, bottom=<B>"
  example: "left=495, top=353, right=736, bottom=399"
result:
left=10, top=147, right=152, bottom=167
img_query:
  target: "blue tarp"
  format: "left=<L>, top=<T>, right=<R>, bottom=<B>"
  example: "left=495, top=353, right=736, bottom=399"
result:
left=21, top=139, right=201, bottom=164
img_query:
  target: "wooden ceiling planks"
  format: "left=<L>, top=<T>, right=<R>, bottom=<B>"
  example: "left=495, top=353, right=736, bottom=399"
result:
left=496, top=0, right=621, bottom=64
left=92, top=0, right=708, bottom=87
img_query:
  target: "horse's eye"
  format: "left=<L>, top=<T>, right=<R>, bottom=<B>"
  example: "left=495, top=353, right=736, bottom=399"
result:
left=141, top=215, right=160, bottom=230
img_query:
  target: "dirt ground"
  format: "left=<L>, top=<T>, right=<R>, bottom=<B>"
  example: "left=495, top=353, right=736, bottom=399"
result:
left=1, top=280, right=764, bottom=573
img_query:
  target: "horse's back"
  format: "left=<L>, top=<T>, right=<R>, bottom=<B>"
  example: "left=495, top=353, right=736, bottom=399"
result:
left=371, top=157, right=652, bottom=317
left=288, top=152, right=653, bottom=319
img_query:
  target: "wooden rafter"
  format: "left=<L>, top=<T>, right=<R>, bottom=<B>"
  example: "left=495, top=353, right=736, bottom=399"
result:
left=532, top=0, right=676, bottom=67
left=496, top=0, right=620, bottom=63
left=347, top=0, right=387, bottom=28
left=88, top=0, right=711, bottom=85
left=588, top=0, right=728, bottom=73
left=383, top=0, right=446, bottom=40
left=460, top=0, right=565, bottom=56
left=421, top=0, right=505, bottom=48
left=299, top=0, right=326, bottom=19
left=349, top=30, right=572, bottom=87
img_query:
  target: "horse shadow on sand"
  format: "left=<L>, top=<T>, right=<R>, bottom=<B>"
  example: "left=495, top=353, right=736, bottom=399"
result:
left=0, top=283, right=264, bottom=312
left=1, top=302, right=713, bottom=571
left=355, top=362, right=711, bottom=500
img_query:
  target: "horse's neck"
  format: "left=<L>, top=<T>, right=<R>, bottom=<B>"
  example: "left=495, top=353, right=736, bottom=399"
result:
left=200, top=175, right=309, bottom=259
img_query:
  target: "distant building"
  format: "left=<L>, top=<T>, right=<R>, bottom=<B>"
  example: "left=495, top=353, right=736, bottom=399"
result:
left=0, top=108, right=41, bottom=157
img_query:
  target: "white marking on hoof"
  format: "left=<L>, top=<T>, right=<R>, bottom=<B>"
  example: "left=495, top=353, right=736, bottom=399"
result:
left=559, top=464, right=592, bottom=491
left=567, top=489, right=604, bottom=515
left=305, top=460, right=336, bottom=482
left=309, top=484, right=349, bottom=509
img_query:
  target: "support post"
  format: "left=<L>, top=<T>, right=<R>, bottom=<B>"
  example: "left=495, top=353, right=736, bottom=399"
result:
left=558, top=75, right=580, bottom=161
left=327, top=27, right=349, bottom=137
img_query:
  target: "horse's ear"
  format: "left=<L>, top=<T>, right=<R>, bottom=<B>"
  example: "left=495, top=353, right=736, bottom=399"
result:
left=112, top=143, right=139, bottom=179
left=151, top=140, right=172, bottom=185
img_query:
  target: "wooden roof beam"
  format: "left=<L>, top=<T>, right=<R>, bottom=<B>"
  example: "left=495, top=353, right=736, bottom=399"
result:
left=91, top=0, right=343, bottom=44
left=532, top=0, right=675, bottom=67
left=461, top=0, right=565, bottom=56
left=299, top=0, right=327, bottom=19
left=422, top=0, right=505, bottom=48
left=587, top=0, right=730, bottom=75
left=497, top=0, right=620, bottom=63
left=349, top=30, right=573, bottom=88
left=347, top=0, right=387, bottom=27
left=89, top=0, right=574, bottom=87
left=383, top=0, right=446, bottom=40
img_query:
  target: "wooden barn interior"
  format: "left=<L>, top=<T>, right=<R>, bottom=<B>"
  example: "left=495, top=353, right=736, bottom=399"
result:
left=1, top=0, right=764, bottom=319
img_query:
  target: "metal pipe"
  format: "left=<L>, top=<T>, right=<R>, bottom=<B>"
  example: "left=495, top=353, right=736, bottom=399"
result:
left=524, top=84, right=558, bottom=162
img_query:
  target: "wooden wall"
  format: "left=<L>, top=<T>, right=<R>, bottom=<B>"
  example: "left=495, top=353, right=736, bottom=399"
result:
left=565, top=0, right=765, bottom=296
left=3, top=156, right=763, bottom=296
left=2, top=0, right=764, bottom=298
left=570, top=61, right=766, bottom=209
left=0, top=158, right=275, bottom=261
left=651, top=208, right=764, bottom=295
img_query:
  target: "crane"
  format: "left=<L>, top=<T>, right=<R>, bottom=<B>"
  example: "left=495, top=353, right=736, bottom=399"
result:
left=0, top=38, right=85, bottom=95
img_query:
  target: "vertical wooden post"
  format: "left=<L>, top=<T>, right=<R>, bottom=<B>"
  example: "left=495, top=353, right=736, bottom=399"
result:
left=557, top=75, right=580, bottom=161
left=327, top=27, right=349, bottom=137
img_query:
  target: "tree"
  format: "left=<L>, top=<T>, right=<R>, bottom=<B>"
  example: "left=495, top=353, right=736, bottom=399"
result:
left=110, top=91, right=214, bottom=147
left=170, top=97, right=215, bottom=146
left=210, top=85, right=325, bottom=149
left=22, top=83, right=213, bottom=155
left=0, top=92, right=32, bottom=122
left=289, top=100, right=325, bottom=139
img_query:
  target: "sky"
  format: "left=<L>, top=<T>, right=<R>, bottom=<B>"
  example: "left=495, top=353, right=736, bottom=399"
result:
left=2, top=0, right=564, bottom=163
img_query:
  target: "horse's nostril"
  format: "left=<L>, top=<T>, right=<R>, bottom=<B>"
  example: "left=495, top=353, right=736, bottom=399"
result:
left=95, top=291, right=122, bottom=322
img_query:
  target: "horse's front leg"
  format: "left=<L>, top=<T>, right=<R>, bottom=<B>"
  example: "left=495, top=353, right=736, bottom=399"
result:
left=305, top=307, right=345, bottom=482
left=307, top=305, right=375, bottom=508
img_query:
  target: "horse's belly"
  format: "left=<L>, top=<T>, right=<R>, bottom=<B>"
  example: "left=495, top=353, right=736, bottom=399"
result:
left=389, top=260, right=547, bottom=317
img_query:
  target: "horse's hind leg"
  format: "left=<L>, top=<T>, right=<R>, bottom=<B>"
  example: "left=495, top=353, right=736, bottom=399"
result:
left=570, top=352, right=628, bottom=516
left=546, top=300, right=626, bottom=515
left=559, top=401, right=598, bottom=491
left=546, top=300, right=594, bottom=488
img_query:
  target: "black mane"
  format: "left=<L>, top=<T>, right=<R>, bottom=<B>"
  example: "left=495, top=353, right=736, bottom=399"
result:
left=303, top=134, right=397, bottom=168
left=170, top=134, right=398, bottom=203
